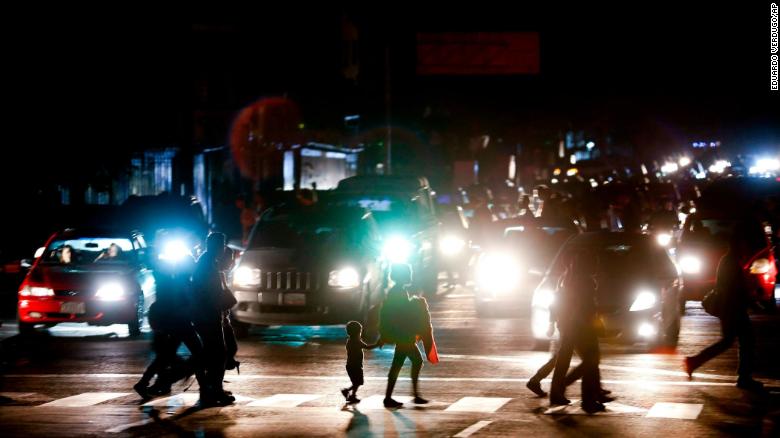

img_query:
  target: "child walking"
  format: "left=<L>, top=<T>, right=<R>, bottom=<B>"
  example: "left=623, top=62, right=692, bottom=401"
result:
left=341, top=321, right=379, bottom=403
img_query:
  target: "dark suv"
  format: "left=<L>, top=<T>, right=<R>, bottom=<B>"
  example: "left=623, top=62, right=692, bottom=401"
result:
left=231, top=204, right=385, bottom=327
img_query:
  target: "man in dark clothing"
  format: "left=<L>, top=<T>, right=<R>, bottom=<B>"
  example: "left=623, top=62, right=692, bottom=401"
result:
left=684, top=231, right=763, bottom=391
left=191, top=232, right=236, bottom=406
left=548, top=253, right=605, bottom=413
left=134, top=238, right=206, bottom=399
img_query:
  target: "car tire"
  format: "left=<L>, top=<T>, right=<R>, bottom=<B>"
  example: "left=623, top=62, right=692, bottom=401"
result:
left=128, top=295, right=144, bottom=337
left=18, top=321, right=36, bottom=336
left=532, top=339, right=550, bottom=352
left=232, top=320, right=251, bottom=338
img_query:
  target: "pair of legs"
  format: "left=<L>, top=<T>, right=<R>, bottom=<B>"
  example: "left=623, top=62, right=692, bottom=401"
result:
left=342, top=366, right=363, bottom=402
left=385, top=342, right=425, bottom=406
left=686, top=311, right=760, bottom=389
left=550, top=325, right=602, bottom=411
left=136, top=323, right=207, bottom=398
left=194, top=317, right=232, bottom=404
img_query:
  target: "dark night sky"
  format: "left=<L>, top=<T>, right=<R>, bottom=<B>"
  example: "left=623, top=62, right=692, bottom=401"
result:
left=3, top=3, right=778, bottom=174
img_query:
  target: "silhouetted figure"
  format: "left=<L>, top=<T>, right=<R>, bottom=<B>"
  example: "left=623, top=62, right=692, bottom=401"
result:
left=684, top=229, right=763, bottom=391
left=549, top=253, right=605, bottom=413
left=135, top=238, right=205, bottom=399
left=341, top=321, right=379, bottom=404
left=380, top=264, right=432, bottom=408
left=192, top=232, right=236, bottom=406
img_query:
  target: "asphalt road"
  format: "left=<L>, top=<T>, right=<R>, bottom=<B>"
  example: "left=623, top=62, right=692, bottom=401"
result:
left=0, top=284, right=778, bottom=437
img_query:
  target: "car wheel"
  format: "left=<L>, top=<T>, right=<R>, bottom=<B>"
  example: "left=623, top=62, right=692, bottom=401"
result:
left=18, top=321, right=36, bottom=336
left=128, top=295, right=144, bottom=337
left=232, top=320, right=251, bottom=338
left=532, top=339, right=550, bottom=352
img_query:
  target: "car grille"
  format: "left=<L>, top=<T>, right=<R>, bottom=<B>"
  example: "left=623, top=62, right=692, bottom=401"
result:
left=54, top=289, right=85, bottom=297
left=259, top=271, right=316, bottom=291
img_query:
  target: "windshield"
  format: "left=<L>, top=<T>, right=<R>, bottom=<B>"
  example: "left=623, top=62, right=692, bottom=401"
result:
left=42, top=237, right=134, bottom=266
left=249, top=220, right=342, bottom=249
left=550, top=240, right=671, bottom=279
left=331, top=195, right=413, bottom=224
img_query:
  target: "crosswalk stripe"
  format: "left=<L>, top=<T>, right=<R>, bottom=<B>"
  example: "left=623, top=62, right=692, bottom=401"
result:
left=445, top=397, right=511, bottom=413
left=358, top=394, right=414, bottom=410
left=39, top=392, right=130, bottom=407
left=247, top=394, right=322, bottom=408
left=543, top=400, right=647, bottom=416
left=142, top=393, right=255, bottom=407
left=646, top=402, right=703, bottom=420
left=453, top=420, right=493, bottom=437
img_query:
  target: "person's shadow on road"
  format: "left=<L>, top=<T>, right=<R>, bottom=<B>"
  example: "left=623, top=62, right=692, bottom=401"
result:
left=342, top=404, right=370, bottom=436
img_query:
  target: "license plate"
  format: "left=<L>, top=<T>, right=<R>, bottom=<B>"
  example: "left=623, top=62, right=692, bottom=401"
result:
left=60, top=302, right=86, bottom=314
left=283, top=293, right=306, bottom=306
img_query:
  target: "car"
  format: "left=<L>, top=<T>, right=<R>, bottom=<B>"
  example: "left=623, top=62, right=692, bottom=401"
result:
left=474, top=217, right=580, bottom=315
left=436, top=203, right=474, bottom=286
left=231, top=203, right=385, bottom=329
left=677, top=214, right=776, bottom=310
left=17, top=228, right=156, bottom=336
left=531, top=232, right=682, bottom=350
left=330, top=175, right=440, bottom=296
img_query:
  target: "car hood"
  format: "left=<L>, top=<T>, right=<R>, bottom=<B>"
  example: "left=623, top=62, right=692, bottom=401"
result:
left=28, top=265, right=135, bottom=290
left=239, top=246, right=354, bottom=272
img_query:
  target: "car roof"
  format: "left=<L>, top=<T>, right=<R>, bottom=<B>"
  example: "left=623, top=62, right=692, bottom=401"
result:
left=336, top=175, right=431, bottom=193
left=566, top=231, right=653, bottom=247
left=54, top=227, right=139, bottom=239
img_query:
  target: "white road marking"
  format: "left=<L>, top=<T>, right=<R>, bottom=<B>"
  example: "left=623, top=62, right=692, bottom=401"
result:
left=247, top=393, right=322, bottom=408
left=646, top=402, right=703, bottom=420
left=543, top=400, right=646, bottom=416
left=39, top=392, right=130, bottom=407
left=143, top=393, right=255, bottom=407
left=453, top=420, right=493, bottom=437
left=2, top=373, right=750, bottom=387
left=105, top=418, right=156, bottom=434
left=445, top=397, right=511, bottom=413
left=357, top=394, right=414, bottom=409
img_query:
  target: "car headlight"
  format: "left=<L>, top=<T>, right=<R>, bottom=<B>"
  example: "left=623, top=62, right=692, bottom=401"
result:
left=233, top=265, right=261, bottom=288
left=679, top=255, right=701, bottom=274
left=532, top=288, right=555, bottom=309
left=328, top=267, right=361, bottom=289
left=382, top=236, right=413, bottom=264
left=749, top=258, right=771, bottom=275
left=439, top=235, right=466, bottom=256
left=656, top=233, right=672, bottom=247
left=476, top=252, right=520, bottom=294
left=158, top=239, right=191, bottom=262
left=630, top=290, right=657, bottom=311
left=19, top=286, right=54, bottom=297
left=95, top=283, right=125, bottom=301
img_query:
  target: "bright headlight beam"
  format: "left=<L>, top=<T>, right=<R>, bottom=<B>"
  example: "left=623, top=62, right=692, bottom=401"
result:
left=329, top=267, right=361, bottom=289
left=382, top=236, right=413, bottom=264
left=439, top=235, right=465, bottom=256
left=532, top=289, right=555, bottom=309
left=159, top=240, right=190, bottom=262
left=630, top=290, right=657, bottom=311
left=656, top=233, right=672, bottom=247
left=476, top=252, right=520, bottom=294
left=95, top=283, right=125, bottom=301
left=233, top=266, right=261, bottom=288
left=679, top=255, right=701, bottom=274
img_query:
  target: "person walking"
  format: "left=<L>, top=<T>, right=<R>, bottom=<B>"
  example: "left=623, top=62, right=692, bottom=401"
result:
left=684, top=228, right=764, bottom=391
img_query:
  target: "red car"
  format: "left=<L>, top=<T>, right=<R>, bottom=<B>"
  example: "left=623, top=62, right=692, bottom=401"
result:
left=677, top=215, right=777, bottom=310
left=17, top=228, right=156, bottom=336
